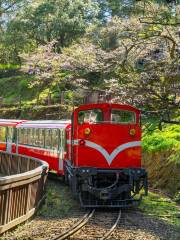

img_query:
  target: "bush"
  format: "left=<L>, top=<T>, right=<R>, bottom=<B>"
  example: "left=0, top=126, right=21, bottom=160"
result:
left=143, top=124, right=180, bottom=165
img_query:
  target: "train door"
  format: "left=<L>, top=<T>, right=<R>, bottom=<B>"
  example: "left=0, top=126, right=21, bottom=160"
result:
left=6, top=127, right=14, bottom=153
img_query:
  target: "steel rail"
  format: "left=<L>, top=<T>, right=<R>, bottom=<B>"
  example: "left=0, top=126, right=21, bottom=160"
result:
left=100, top=209, right=122, bottom=240
left=52, top=209, right=95, bottom=240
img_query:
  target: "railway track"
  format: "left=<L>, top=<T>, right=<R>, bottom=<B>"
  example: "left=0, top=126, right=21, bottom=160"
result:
left=52, top=209, right=121, bottom=240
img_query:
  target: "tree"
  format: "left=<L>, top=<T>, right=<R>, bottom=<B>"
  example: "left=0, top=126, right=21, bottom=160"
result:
left=12, top=0, right=99, bottom=48
left=94, top=0, right=180, bottom=21
left=21, top=14, right=180, bottom=116
left=0, top=0, right=99, bottom=63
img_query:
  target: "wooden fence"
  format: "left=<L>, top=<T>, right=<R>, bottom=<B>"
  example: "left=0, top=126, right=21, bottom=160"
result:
left=0, top=151, right=48, bottom=234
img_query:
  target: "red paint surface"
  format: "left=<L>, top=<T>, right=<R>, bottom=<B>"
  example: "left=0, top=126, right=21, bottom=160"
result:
left=70, top=103, right=141, bottom=169
left=18, top=145, right=63, bottom=174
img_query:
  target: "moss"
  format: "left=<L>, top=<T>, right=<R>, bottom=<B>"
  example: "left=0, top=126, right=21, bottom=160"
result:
left=140, top=192, right=180, bottom=228
left=38, top=180, right=80, bottom=217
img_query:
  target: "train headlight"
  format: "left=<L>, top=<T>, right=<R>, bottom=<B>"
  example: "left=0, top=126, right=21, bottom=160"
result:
left=84, top=128, right=91, bottom=135
left=130, top=129, right=136, bottom=136
left=79, top=139, right=86, bottom=146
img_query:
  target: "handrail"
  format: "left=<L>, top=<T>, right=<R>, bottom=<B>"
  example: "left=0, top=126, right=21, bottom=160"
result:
left=0, top=151, right=49, bottom=234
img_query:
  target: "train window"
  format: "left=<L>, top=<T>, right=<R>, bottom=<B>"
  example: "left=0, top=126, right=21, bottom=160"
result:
left=45, top=129, right=52, bottom=149
left=27, top=129, right=31, bottom=145
left=24, top=128, right=28, bottom=144
left=61, top=130, right=66, bottom=150
left=78, top=109, right=103, bottom=124
left=18, top=128, right=24, bottom=144
left=39, top=129, right=45, bottom=147
left=0, top=127, right=6, bottom=142
left=33, top=128, right=43, bottom=147
left=34, top=129, right=39, bottom=146
left=7, top=127, right=14, bottom=142
left=52, top=129, right=58, bottom=151
left=111, top=110, right=136, bottom=124
left=18, top=128, right=30, bottom=145
left=29, top=128, right=34, bottom=145
left=12, top=128, right=17, bottom=143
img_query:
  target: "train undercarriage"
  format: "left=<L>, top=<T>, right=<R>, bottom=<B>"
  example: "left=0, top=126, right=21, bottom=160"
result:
left=64, top=160, right=148, bottom=208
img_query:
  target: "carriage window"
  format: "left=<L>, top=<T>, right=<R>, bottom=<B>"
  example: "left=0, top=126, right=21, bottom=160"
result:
left=18, top=128, right=24, bottom=144
left=39, top=129, right=45, bottom=147
left=0, top=127, right=6, bottom=142
left=52, top=129, right=59, bottom=151
left=19, top=128, right=27, bottom=144
left=23, top=128, right=27, bottom=144
left=61, top=130, right=66, bottom=150
left=111, top=110, right=136, bottom=124
left=44, top=129, right=59, bottom=150
left=29, top=128, right=34, bottom=145
left=34, top=129, right=38, bottom=146
left=33, top=128, right=44, bottom=147
left=7, top=127, right=14, bottom=142
left=78, top=109, right=103, bottom=124
left=26, top=129, right=31, bottom=145
left=45, top=129, right=52, bottom=149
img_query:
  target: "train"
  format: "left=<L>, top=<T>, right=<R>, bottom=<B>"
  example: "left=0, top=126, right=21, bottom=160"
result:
left=0, top=103, right=148, bottom=207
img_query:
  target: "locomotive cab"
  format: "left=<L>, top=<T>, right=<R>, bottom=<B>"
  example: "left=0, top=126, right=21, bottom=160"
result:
left=64, top=103, right=148, bottom=207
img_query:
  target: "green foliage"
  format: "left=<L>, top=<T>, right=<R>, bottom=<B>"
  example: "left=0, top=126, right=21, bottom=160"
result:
left=143, top=125, right=180, bottom=163
left=0, top=63, right=20, bottom=70
left=13, top=0, right=98, bottom=48
left=38, top=180, right=80, bottom=217
left=140, top=191, right=180, bottom=227
left=0, top=0, right=179, bottom=118
left=0, top=75, right=37, bottom=101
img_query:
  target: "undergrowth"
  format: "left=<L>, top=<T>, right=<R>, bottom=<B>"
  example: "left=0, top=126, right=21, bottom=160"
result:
left=0, top=64, right=20, bottom=70
left=143, top=124, right=180, bottom=164
left=140, top=192, right=180, bottom=228
left=38, top=179, right=80, bottom=218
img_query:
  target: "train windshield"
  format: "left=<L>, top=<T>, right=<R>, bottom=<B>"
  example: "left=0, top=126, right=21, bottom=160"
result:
left=78, top=108, right=136, bottom=124
left=111, top=109, right=136, bottom=124
left=78, top=109, right=103, bottom=124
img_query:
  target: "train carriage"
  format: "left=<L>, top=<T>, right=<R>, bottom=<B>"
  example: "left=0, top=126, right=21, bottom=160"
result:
left=0, top=119, right=26, bottom=153
left=16, top=120, right=71, bottom=175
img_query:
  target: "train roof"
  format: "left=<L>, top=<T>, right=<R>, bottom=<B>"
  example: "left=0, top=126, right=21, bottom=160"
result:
left=0, top=119, right=27, bottom=126
left=17, top=120, right=71, bottom=129
left=76, top=103, right=140, bottom=113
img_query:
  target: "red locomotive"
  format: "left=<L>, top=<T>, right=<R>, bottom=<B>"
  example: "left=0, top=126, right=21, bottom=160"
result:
left=64, top=103, right=147, bottom=207
left=0, top=103, right=148, bottom=207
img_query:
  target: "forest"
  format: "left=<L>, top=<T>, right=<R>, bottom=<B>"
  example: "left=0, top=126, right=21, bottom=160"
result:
left=0, top=0, right=180, bottom=200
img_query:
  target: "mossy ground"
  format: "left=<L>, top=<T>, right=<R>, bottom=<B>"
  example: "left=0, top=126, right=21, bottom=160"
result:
left=140, top=192, right=180, bottom=228
left=38, top=179, right=81, bottom=218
